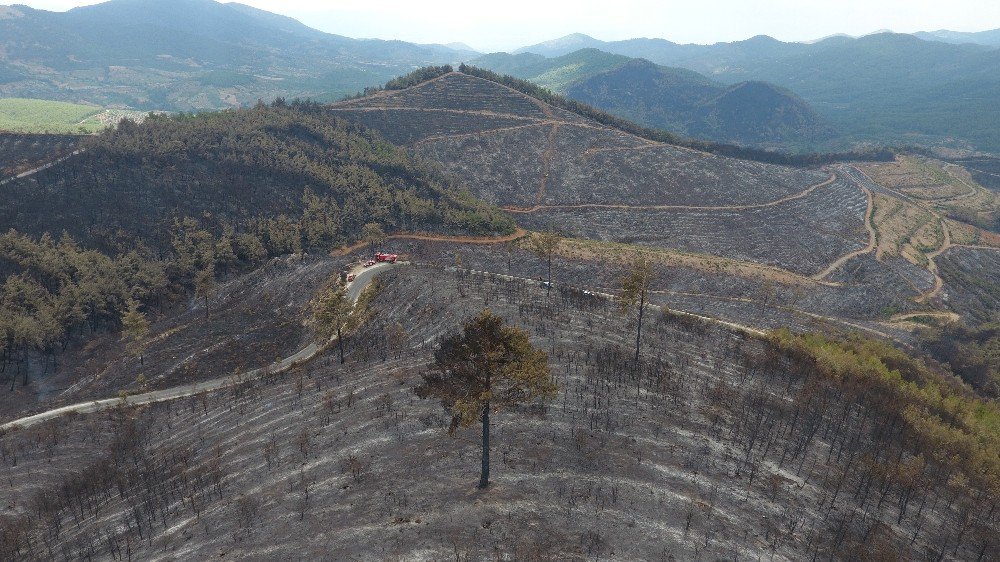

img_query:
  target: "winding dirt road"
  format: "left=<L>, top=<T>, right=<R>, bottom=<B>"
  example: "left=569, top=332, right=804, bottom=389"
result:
left=503, top=173, right=838, bottom=214
left=811, top=184, right=877, bottom=280
left=0, top=263, right=394, bottom=431
left=0, top=149, right=82, bottom=186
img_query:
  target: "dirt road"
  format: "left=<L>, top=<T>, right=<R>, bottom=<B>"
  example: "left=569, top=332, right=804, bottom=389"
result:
left=503, top=173, right=838, bottom=214
left=0, top=149, right=82, bottom=186
left=0, top=262, right=394, bottom=431
left=812, top=183, right=876, bottom=280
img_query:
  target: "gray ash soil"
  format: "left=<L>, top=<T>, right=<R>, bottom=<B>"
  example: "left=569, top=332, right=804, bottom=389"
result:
left=937, top=246, right=1000, bottom=323
left=516, top=174, right=868, bottom=275
left=386, top=239, right=922, bottom=335
left=2, top=266, right=991, bottom=561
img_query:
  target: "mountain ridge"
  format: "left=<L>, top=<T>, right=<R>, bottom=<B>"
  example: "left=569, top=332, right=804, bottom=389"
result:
left=474, top=51, right=833, bottom=148
left=509, top=32, right=1000, bottom=152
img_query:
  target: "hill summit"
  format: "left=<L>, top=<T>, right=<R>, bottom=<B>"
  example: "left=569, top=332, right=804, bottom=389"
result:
left=562, top=57, right=833, bottom=146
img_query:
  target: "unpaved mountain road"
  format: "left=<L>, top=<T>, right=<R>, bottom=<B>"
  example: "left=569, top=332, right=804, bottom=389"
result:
left=0, top=150, right=82, bottom=186
left=503, top=173, right=838, bottom=214
left=0, top=262, right=395, bottom=431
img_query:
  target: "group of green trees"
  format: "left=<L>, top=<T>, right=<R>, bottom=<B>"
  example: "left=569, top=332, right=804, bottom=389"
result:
left=456, top=64, right=894, bottom=167
left=0, top=230, right=167, bottom=387
left=768, top=330, right=1000, bottom=519
left=346, top=65, right=455, bottom=99
left=0, top=101, right=515, bottom=257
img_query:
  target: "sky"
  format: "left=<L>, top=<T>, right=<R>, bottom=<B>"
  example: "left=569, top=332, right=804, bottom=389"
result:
left=16, top=0, right=1000, bottom=52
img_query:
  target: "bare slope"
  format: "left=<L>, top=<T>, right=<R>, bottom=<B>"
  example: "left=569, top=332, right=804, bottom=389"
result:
left=330, top=72, right=867, bottom=275
left=2, top=267, right=994, bottom=560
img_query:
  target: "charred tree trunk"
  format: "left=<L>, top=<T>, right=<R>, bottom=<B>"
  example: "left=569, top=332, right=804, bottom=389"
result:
left=634, top=289, right=645, bottom=364
left=337, top=326, right=345, bottom=365
left=479, top=401, right=490, bottom=489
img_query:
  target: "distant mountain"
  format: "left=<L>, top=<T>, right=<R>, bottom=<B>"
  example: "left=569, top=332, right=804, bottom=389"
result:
left=512, top=33, right=606, bottom=57
left=474, top=49, right=631, bottom=91
left=514, top=32, right=1000, bottom=152
left=473, top=51, right=832, bottom=148
left=0, top=0, right=472, bottom=110
left=914, top=28, right=1000, bottom=47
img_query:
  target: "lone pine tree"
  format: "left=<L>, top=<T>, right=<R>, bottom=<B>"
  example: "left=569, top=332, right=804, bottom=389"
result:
left=312, top=280, right=352, bottom=364
left=618, top=254, right=656, bottom=363
left=417, top=309, right=557, bottom=488
left=120, top=298, right=150, bottom=366
left=529, top=230, right=561, bottom=288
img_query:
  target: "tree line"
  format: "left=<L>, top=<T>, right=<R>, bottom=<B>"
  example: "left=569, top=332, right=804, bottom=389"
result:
left=343, top=65, right=455, bottom=100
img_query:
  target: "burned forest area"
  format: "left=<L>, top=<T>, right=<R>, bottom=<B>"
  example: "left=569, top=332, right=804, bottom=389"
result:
left=3, top=267, right=997, bottom=561
left=1, top=65, right=999, bottom=562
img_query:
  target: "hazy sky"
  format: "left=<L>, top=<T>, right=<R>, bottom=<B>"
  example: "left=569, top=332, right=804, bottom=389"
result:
left=18, top=0, right=1000, bottom=52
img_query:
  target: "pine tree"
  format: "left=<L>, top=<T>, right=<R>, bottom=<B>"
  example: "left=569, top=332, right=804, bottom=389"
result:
left=417, top=309, right=557, bottom=488
left=618, top=254, right=656, bottom=363
left=312, top=281, right=352, bottom=364
left=529, top=230, right=561, bottom=289
left=120, top=298, right=150, bottom=366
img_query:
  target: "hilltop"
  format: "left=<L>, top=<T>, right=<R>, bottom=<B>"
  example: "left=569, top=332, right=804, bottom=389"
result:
left=472, top=51, right=832, bottom=148
left=2, top=265, right=997, bottom=560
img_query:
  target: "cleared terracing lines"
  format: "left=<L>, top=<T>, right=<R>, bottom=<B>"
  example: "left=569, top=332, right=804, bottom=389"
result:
left=332, top=72, right=884, bottom=290
left=505, top=172, right=837, bottom=213
left=842, top=164, right=1000, bottom=303
left=518, top=173, right=868, bottom=277
left=331, top=71, right=827, bottom=208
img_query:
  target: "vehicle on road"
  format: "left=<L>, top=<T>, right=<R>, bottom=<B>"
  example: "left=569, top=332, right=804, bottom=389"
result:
left=375, top=252, right=398, bottom=263
left=364, top=260, right=376, bottom=267
left=347, top=274, right=356, bottom=282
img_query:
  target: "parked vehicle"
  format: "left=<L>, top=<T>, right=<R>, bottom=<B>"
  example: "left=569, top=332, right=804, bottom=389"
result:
left=375, top=252, right=398, bottom=263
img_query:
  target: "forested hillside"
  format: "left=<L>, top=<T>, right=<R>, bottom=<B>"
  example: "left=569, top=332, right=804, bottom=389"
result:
left=0, top=103, right=513, bottom=397
left=0, top=0, right=474, bottom=109
left=1, top=102, right=513, bottom=251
